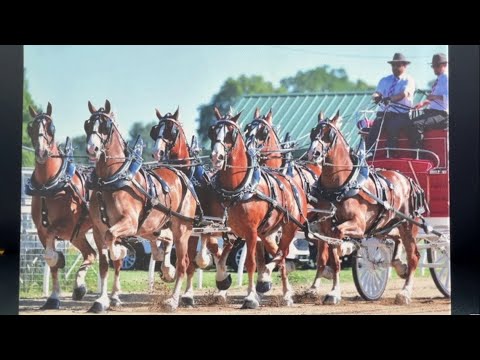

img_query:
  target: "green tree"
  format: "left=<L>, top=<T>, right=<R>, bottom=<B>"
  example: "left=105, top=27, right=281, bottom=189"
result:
left=71, top=135, right=88, bottom=163
left=280, top=65, right=374, bottom=93
left=127, top=120, right=157, bottom=161
left=196, top=75, right=286, bottom=145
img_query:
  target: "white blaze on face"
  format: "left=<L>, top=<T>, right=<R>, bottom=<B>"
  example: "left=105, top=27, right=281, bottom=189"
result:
left=35, top=119, right=49, bottom=164
left=210, top=126, right=227, bottom=170
left=152, top=124, right=166, bottom=161
left=86, top=120, right=102, bottom=161
left=308, top=140, right=319, bottom=161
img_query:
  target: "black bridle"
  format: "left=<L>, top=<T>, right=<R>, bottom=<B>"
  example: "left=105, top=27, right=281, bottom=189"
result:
left=309, top=120, right=339, bottom=164
left=208, top=117, right=242, bottom=154
left=27, top=113, right=56, bottom=147
left=84, top=108, right=119, bottom=150
left=150, top=115, right=182, bottom=157
left=244, top=117, right=280, bottom=149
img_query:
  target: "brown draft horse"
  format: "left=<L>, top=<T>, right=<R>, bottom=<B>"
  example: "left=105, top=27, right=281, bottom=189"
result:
left=26, top=103, right=95, bottom=309
left=244, top=108, right=324, bottom=272
left=84, top=100, right=197, bottom=312
left=209, top=108, right=309, bottom=308
left=150, top=108, right=237, bottom=305
left=308, top=111, right=425, bottom=305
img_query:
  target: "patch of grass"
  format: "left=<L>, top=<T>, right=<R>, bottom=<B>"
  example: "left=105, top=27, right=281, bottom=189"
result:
left=19, top=265, right=434, bottom=299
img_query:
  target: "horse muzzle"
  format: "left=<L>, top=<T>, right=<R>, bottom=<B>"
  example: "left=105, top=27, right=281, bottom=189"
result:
left=210, top=152, right=224, bottom=170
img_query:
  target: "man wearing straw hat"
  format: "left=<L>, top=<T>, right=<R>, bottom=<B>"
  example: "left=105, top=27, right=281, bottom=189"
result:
left=411, top=53, right=449, bottom=149
left=366, top=53, right=416, bottom=157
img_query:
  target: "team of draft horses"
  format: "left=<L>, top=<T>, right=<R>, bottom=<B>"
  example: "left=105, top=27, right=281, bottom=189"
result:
left=25, top=100, right=430, bottom=312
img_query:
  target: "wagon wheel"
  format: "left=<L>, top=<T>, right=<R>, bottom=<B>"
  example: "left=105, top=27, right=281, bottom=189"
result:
left=427, top=236, right=450, bottom=298
left=352, top=239, right=391, bottom=301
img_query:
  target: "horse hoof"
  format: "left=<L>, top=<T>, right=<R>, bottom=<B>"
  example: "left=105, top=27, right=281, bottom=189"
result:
left=215, top=293, right=227, bottom=305
left=216, top=274, right=232, bottom=291
left=40, top=298, right=60, bottom=310
left=241, top=298, right=259, bottom=310
left=181, top=296, right=195, bottom=307
left=72, top=285, right=87, bottom=301
left=56, top=251, right=65, bottom=269
left=163, top=298, right=178, bottom=312
left=160, top=270, right=176, bottom=283
left=256, top=281, right=272, bottom=294
left=195, top=254, right=210, bottom=269
left=88, top=301, right=107, bottom=313
left=323, top=294, right=341, bottom=305
left=88, top=301, right=107, bottom=314
left=395, top=292, right=411, bottom=305
left=110, top=297, right=122, bottom=307
left=282, top=297, right=294, bottom=307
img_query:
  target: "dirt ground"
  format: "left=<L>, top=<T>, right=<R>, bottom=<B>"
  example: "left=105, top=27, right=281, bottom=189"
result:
left=19, top=277, right=450, bottom=315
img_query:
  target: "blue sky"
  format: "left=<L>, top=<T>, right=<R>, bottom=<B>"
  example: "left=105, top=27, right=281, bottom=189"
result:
left=25, top=45, right=447, bottom=142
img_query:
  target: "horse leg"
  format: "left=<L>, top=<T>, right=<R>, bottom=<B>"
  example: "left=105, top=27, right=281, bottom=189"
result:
left=180, top=236, right=199, bottom=307
left=38, top=231, right=63, bottom=310
left=390, top=237, right=408, bottom=279
left=265, top=224, right=296, bottom=306
left=160, top=239, right=176, bottom=283
left=71, top=233, right=96, bottom=301
left=163, top=219, right=192, bottom=312
left=104, top=216, right=136, bottom=261
left=152, top=228, right=173, bottom=261
left=195, top=234, right=211, bottom=269
left=307, top=241, right=330, bottom=297
left=88, top=226, right=111, bottom=313
left=256, top=233, right=278, bottom=294
left=323, top=246, right=342, bottom=305
left=211, top=236, right=234, bottom=304
left=241, top=232, right=261, bottom=310
left=395, top=224, right=420, bottom=305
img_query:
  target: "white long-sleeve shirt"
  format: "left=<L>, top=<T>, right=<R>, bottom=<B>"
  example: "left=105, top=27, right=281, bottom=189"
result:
left=429, top=73, right=448, bottom=112
left=375, top=73, right=415, bottom=113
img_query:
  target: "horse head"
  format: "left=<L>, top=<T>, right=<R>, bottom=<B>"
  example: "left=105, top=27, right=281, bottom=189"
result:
left=150, top=107, right=186, bottom=161
left=28, top=102, right=56, bottom=164
left=244, top=107, right=277, bottom=149
left=209, top=107, right=243, bottom=171
left=307, top=110, right=343, bottom=164
left=84, top=99, right=120, bottom=161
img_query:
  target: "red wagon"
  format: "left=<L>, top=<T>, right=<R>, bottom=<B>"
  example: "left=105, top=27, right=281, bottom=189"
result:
left=351, top=127, right=450, bottom=300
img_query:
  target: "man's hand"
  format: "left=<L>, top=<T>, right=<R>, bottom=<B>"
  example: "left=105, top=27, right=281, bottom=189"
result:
left=414, top=100, right=430, bottom=109
left=372, top=93, right=382, bottom=104
left=427, top=94, right=439, bottom=101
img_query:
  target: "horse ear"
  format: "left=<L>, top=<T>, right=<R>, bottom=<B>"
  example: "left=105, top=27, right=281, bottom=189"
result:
left=231, top=111, right=242, bottom=123
left=265, top=108, right=273, bottom=124
left=254, top=107, right=260, bottom=119
left=155, top=108, right=162, bottom=120
left=318, top=111, right=325, bottom=122
left=105, top=100, right=111, bottom=113
left=29, top=105, right=38, bottom=118
left=88, top=101, right=97, bottom=114
left=46, top=102, right=52, bottom=116
left=332, top=110, right=341, bottom=125
left=173, top=106, right=179, bottom=120
left=213, top=107, right=222, bottom=121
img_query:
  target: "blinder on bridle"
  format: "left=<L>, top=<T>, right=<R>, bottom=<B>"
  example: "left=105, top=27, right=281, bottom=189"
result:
left=310, top=120, right=336, bottom=143
left=27, top=114, right=56, bottom=144
left=245, top=119, right=270, bottom=142
left=84, top=108, right=114, bottom=142
left=150, top=114, right=180, bottom=143
left=208, top=118, right=240, bottom=148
